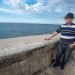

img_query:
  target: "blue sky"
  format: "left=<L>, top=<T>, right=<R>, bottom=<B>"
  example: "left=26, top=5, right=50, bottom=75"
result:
left=0, top=0, right=75, bottom=24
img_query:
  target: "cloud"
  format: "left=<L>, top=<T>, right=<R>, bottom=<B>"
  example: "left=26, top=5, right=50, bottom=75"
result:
left=55, top=8, right=62, bottom=12
left=1, top=0, right=75, bottom=14
left=0, top=7, right=24, bottom=14
left=3, top=0, right=22, bottom=8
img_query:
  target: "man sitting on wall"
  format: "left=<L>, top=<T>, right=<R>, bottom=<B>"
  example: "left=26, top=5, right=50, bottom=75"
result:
left=45, top=13, right=75, bottom=69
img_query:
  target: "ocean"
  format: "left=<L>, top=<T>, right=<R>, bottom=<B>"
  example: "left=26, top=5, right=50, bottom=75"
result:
left=0, top=23, right=59, bottom=39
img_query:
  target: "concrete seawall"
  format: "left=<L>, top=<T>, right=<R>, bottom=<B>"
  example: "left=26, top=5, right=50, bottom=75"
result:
left=0, top=34, right=59, bottom=75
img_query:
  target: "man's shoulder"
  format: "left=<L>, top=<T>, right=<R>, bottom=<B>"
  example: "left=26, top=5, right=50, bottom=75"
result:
left=72, top=23, right=75, bottom=25
left=63, top=24, right=66, bottom=25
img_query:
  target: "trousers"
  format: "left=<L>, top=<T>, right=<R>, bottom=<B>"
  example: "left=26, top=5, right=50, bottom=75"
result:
left=56, top=41, right=74, bottom=66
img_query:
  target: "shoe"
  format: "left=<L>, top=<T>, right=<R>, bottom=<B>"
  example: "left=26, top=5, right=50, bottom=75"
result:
left=53, top=63, right=60, bottom=68
left=51, top=59, right=56, bottom=65
left=60, top=65, right=64, bottom=70
left=48, top=59, right=56, bottom=67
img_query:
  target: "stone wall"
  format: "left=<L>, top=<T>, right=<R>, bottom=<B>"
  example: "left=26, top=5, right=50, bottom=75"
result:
left=0, top=37, right=59, bottom=75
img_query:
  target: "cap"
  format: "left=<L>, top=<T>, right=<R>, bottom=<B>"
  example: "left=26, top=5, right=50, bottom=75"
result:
left=64, top=13, right=74, bottom=19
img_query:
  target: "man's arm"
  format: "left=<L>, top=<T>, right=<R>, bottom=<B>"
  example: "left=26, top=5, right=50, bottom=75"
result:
left=45, top=31, right=59, bottom=40
left=45, top=25, right=61, bottom=40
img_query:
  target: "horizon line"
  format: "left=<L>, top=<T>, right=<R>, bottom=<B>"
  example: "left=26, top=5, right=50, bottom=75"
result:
left=0, top=22, right=62, bottom=25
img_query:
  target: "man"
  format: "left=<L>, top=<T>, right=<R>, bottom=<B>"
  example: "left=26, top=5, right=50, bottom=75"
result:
left=45, top=13, right=75, bottom=69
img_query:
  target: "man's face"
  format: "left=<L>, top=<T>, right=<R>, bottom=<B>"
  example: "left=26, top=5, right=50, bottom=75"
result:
left=64, top=18, right=73, bottom=24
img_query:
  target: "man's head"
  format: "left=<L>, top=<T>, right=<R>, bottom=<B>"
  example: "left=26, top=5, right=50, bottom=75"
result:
left=64, top=13, right=74, bottom=24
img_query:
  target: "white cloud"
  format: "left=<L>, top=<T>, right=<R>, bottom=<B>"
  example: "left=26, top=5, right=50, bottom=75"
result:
left=0, top=7, right=24, bottom=14
left=1, top=0, right=75, bottom=14
left=3, top=0, right=22, bottom=8
left=49, top=0, right=61, bottom=4
left=55, top=8, right=62, bottom=12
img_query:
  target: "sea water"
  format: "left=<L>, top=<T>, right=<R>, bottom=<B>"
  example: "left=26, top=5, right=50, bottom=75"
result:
left=0, top=23, right=59, bottom=39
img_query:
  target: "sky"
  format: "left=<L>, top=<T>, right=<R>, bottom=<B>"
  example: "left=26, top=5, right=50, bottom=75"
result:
left=0, top=0, right=75, bottom=24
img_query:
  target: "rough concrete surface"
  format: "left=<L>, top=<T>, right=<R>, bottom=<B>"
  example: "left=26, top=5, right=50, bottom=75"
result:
left=38, top=50, right=75, bottom=75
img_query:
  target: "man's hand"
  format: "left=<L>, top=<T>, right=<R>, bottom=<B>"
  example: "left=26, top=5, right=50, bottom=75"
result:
left=69, top=42, right=75, bottom=48
left=44, top=32, right=58, bottom=41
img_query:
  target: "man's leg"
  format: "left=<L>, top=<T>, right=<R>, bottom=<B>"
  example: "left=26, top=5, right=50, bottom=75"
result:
left=60, top=45, right=73, bottom=69
left=53, top=42, right=63, bottom=67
